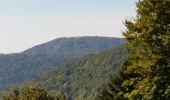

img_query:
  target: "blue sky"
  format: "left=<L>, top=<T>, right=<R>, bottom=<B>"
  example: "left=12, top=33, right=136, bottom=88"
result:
left=0, top=0, right=137, bottom=53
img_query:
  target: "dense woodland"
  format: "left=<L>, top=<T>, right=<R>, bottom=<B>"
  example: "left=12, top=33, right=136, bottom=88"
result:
left=35, top=46, right=129, bottom=99
left=0, top=46, right=129, bottom=100
left=2, top=87, right=67, bottom=100
left=0, top=37, right=124, bottom=89
left=0, top=0, right=170, bottom=100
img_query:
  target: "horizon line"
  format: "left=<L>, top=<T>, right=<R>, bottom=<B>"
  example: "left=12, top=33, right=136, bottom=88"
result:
left=0, top=35, right=124, bottom=54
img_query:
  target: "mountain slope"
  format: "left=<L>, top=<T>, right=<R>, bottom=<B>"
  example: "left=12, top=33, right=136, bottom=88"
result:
left=23, top=36, right=125, bottom=56
left=35, top=46, right=129, bottom=100
left=0, top=36, right=125, bottom=89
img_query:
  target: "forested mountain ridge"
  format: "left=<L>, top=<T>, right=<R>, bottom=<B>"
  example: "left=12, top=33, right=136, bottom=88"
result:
left=23, top=36, right=125, bottom=56
left=0, top=36, right=125, bottom=89
left=34, top=46, right=129, bottom=100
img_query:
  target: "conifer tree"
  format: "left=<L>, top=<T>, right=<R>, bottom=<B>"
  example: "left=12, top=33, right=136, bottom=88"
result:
left=100, top=0, right=170, bottom=99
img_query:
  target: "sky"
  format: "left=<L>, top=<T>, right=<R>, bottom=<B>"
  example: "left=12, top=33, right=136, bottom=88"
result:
left=0, top=0, right=137, bottom=53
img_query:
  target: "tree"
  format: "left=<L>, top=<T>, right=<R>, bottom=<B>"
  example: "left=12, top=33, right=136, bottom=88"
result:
left=3, top=86, right=67, bottom=100
left=99, top=0, right=170, bottom=99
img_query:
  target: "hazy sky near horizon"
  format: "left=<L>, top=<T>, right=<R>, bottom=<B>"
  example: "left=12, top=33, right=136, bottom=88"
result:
left=0, top=0, right=137, bottom=53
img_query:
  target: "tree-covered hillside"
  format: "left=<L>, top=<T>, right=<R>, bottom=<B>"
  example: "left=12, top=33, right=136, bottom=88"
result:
left=2, top=87, right=66, bottom=100
left=34, top=46, right=129, bottom=100
left=0, top=36, right=125, bottom=89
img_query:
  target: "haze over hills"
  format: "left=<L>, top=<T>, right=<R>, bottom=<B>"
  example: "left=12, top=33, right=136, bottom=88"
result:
left=0, top=36, right=125, bottom=89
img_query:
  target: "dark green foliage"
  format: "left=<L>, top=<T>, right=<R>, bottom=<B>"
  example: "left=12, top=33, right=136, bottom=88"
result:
left=99, top=75, right=126, bottom=100
left=100, top=0, right=170, bottom=100
left=0, top=36, right=125, bottom=89
left=2, top=86, right=67, bottom=100
left=34, top=46, right=129, bottom=100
